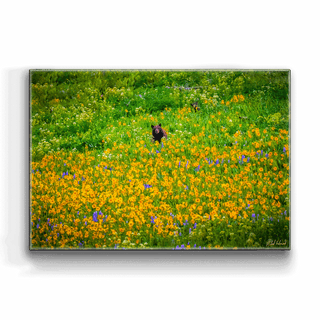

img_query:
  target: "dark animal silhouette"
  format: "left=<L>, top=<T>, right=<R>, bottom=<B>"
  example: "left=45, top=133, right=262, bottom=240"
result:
left=151, top=124, right=167, bottom=143
left=191, top=102, right=200, bottom=112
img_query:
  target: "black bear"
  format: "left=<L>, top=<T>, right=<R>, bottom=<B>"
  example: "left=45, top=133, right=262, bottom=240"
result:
left=191, top=102, right=200, bottom=112
left=151, top=124, right=167, bottom=143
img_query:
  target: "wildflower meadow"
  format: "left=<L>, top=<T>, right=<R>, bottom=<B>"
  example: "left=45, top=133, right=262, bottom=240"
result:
left=30, top=70, right=290, bottom=250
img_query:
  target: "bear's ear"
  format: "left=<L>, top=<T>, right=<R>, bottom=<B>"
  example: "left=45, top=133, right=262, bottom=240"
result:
left=159, top=123, right=161, bottom=127
left=151, top=125, right=154, bottom=128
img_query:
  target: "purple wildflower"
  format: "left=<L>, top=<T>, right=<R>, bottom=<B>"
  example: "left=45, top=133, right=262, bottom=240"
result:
left=93, top=212, right=98, bottom=222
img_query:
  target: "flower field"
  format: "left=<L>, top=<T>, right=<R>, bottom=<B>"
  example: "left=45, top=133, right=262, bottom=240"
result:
left=30, top=70, right=290, bottom=250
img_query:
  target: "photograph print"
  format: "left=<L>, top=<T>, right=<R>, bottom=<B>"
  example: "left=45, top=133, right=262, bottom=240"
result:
left=30, top=70, right=290, bottom=250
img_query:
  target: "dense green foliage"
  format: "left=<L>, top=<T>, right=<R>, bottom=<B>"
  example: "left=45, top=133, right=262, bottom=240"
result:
left=30, top=70, right=289, bottom=161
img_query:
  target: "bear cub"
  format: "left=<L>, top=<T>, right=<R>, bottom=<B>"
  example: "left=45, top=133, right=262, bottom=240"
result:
left=151, top=124, right=167, bottom=143
left=191, top=102, right=200, bottom=112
